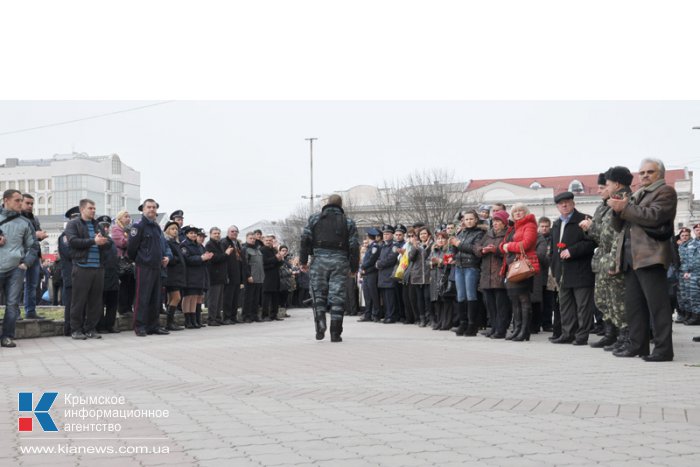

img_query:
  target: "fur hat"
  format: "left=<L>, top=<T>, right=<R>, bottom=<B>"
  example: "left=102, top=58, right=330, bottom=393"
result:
left=605, top=166, right=633, bottom=186
left=597, top=172, right=607, bottom=186
left=492, top=210, right=510, bottom=225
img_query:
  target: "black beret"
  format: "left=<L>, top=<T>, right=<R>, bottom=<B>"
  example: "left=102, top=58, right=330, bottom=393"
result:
left=554, top=191, right=575, bottom=204
left=164, top=221, right=179, bottom=232
left=597, top=172, right=607, bottom=186
left=381, top=224, right=395, bottom=233
left=64, top=206, right=80, bottom=219
left=169, top=210, right=184, bottom=220
left=394, top=224, right=407, bottom=233
left=96, top=215, right=112, bottom=225
left=605, top=166, right=634, bottom=186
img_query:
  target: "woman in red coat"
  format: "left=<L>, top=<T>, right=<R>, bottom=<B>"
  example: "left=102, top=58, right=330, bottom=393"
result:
left=500, top=203, right=540, bottom=342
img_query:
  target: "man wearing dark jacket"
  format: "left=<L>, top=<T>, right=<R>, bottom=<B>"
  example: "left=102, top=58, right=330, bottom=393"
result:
left=376, top=225, right=398, bottom=324
left=609, top=158, right=677, bottom=361
left=127, top=199, right=171, bottom=337
left=205, top=227, right=229, bottom=326
left=550, top=192, right=597, bottom=345
left=65, top=199, right=113, bottom=340
left=20, top=194, right=48, bottom=320
left=221, top=225, right=244, bottom=324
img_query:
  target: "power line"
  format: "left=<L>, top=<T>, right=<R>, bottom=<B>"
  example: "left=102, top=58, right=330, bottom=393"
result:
left=0, top=101, right=174, bottom=137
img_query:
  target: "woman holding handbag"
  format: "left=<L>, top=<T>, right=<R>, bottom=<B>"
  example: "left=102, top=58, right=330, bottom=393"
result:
left=500, top=203, right=540, bottom=342
left=476, top=210, right=510, bottom=338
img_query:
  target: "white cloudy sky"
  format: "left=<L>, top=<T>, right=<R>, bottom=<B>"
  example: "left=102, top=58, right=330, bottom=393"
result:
left=1, top=1, right=700, bottom=230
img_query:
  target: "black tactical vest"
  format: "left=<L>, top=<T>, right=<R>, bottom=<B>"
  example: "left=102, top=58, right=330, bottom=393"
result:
left=312, top=211, right=349, bottom=251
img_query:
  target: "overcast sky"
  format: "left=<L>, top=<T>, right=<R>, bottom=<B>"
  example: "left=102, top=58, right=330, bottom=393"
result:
left=1, top=100, right=700, bottom=230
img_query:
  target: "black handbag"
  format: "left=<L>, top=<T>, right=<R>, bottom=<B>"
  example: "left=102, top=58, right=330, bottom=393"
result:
left=438, top=267, right=456, bottom=299
left=117, top=256, right=135, bottom=278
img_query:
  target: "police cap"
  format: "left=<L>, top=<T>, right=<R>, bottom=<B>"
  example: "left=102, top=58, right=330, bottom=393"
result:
left=96, top=215, right=112, bottom=225
left=381, top=224, right=395, bottom=233
left=394, top=224, right=407, bottom=233
left=169, top=210, right=184, bottom=220
left=64, top=206, right=80, bottom=219
left=366, top=227, right=381, bottom=237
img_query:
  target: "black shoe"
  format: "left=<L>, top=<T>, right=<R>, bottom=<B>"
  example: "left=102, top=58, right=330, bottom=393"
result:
left=97, top=329, right=109, bottom=334
left=642, top=353, right=673, bottom=362
left=614, top=348, right=649, bottom=358
left=25, top=313, right=47, bottom=320
left=685, top=315, right=700, bottom=325
left=357, top=317, right=372, bottom=322
left=316, top=331, right=325, bottom=340
left=109, top=327, right=121, bottom=333
left=71, top=331, right=87, bottom=340
left=542, top=325, right=554, bottom=332
left=548, top=334, right=562, bottom=342
left=551, top=336, right=574, bottom=344
left=331, top=333, right=343, bottom=342
left=243, top=318, right=252, bottom=323
left=490, top=333, right=505, bottom=339
left=166, top=322, right=183, bottom=331
left=1, top=337, right=17, bottom=347
left=84, top=331, right=102, bottom=339
left=208, top=321, right=221, bottom=326
left=135, top=328, right=147, bottom=337
left=572, top=340, right=588, bottom=346
left=693, top=336, right=700, bottom=342
left=272, top=317, right=284, bottom=321
left=382, top=318, right=396, bottom=324
left=149, top=328, right=170, bottom=335
left=222, top=319, right=233, bottom=325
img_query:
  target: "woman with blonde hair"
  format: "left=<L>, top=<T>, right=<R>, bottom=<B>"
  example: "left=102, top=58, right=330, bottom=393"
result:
left=500, top=203, right=540, bottom=342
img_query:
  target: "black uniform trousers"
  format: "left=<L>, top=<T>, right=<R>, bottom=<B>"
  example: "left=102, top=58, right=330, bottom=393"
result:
left=98, top=290, right=119, bottom=331
left=62, top=285, right=72, bottom=336
left=134, top=265, right=161, bottom=332
left=380, top=287, right=396, bottom=321
left=223, top=283, right=241, bottom=322
left=362, top=272, right=380, bottom=319
left=118, top=273, right=135, bottom=314
left=624, top=265, right=674, bottom=358
left=243, top=283, right=262, bottom=321
left=70, top=266, right=104, bottom=333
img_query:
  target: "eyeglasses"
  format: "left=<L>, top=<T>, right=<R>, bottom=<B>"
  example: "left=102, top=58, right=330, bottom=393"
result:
left=639, top=170, right=656, bottom=175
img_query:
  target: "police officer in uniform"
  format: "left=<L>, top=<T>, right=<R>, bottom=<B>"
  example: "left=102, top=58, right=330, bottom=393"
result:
left=376, top=225, right=398, bottom=323
left=300, top=194, right=359, bottom=342
left=127, top=199, right=171, bottom=336
left=170, top=210, right=185, bottom=241
left=359, top=227, right=382, bottom=322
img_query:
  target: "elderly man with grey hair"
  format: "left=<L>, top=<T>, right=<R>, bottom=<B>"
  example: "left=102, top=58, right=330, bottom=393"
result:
left=609, top=158, right=677, bottom=362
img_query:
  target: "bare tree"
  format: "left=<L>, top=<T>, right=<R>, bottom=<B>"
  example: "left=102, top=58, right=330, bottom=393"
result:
left=371, top=168, right=472, bottom=228
left=276, top=202, right=312, bottom=255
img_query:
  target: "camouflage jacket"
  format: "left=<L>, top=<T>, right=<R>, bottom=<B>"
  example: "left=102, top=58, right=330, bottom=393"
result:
left=300, top=204, right=360, bottom=273
left=587, top=188, right=630, bottom=275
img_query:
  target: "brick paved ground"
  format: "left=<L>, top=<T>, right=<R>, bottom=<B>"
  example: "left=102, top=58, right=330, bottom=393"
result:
left=1, top=309, right=699, bottom=466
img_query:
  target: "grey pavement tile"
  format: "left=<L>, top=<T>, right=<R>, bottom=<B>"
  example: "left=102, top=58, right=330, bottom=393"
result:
left=363, top=454, right=427, bottom=466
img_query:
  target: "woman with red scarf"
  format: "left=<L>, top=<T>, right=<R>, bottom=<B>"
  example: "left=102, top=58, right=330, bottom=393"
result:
left=500, top=203, right=540, bottom=342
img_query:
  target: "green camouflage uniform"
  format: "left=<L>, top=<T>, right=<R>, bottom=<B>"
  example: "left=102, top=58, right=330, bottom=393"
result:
left=587, top=192, right=629, bottom=329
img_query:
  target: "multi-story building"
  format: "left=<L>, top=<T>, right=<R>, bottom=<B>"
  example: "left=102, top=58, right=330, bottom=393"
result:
left=0, top=152, right=141, bottom=254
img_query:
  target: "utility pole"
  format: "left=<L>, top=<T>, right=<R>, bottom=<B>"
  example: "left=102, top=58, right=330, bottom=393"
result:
left=302, top=137, right=320, bottom=213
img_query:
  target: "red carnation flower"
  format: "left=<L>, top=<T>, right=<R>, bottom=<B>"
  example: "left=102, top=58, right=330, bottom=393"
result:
left=556, top=242, right=567, bottom=250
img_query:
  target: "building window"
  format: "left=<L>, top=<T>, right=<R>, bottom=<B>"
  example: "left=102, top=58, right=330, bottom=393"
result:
left=48, top=196, right=52, bottom=205
left=28, top=180, right=35, bottom=191
left=112, top=156, right=122, bottom=175
left=9, top=180, right=15, bottom=189
left=38, top=208, right=45, bottom=215
left=18, top=180, right=25, bottom=191
left=0, top=181, right=5, bottom=191
left=569, top=179, right=584, bottom=193
left=38, top=196, right=45, bottom=204
left=48, top=179, right=52, bottom=190
left=38, top=179, right=45, bottom=190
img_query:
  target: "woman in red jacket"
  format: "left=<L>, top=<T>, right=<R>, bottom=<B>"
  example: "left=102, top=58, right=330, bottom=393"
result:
left=500, top=203, right=540, bottom=342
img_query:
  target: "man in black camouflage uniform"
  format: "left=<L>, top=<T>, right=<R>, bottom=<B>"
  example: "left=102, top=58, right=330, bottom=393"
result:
left=300, top=194, right=359, bottom=342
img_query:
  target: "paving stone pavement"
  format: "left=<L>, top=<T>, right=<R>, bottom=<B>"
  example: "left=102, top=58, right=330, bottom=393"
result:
left=1, top=309, right=700, bottom=466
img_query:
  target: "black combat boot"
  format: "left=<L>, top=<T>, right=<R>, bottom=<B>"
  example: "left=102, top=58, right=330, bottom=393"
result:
left=591, top=321, right=617, bottom=348
left=454, top=301, right=468, bottom=336
left=184, top=314, right=195, bottom=329
left=607, top=326, right=629, bottom=352
left=330, top=318, right=343, bottom=342
left=465, top=300, right=479, bottom=336
left=166, top=306, right=183, bottom=331
left=195, top=304, right=206, bottom=327
left=314, top=308, right=327, bottom=340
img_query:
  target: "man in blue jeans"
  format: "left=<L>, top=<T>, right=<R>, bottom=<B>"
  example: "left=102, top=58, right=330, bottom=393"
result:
left=1, top=189, right=39, bottom=348
left=21, top=194, right=48, bottom=320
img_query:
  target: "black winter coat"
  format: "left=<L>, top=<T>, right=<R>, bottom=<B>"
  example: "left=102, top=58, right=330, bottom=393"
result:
left=205, top=239, right=228, bottom=286
left=64, top=218, right=112, bottom=266
left=451, top=227, right=484, bottom=268
left=103, top=243, right=120, bottom=291
left=376, top=240, right=398, bottom=288
left=58, top=232, right=73, bottom=288
left=550, top=209, right=596, bottom=288
left=165, top=238, right=187, bottom=289
left=261, top=246, right=283, bottom=292
left=220, top=237, right=244, bottom=287
left=180, top=238, right=207, bottom=289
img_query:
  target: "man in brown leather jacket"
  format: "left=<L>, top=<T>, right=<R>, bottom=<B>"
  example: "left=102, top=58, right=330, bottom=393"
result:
left=609, top=158, right=676, bottom=362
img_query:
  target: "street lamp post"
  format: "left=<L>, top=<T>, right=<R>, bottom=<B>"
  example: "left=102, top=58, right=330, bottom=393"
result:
left=302, top=137, right=320, bottom=213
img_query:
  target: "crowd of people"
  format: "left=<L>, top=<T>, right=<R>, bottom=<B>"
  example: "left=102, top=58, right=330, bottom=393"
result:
left=0, top=157, right=696, bottom=360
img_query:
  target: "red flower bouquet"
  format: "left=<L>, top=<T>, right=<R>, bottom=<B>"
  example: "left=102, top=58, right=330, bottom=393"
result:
left=556, top=242, right=567, bottom=250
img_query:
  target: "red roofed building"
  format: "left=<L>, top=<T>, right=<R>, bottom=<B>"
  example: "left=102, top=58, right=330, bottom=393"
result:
left=464, top=168, right=696, bottom=228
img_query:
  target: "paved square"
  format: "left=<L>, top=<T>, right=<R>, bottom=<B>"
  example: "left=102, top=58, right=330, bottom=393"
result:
left=1, top=310, right=699, bottom=466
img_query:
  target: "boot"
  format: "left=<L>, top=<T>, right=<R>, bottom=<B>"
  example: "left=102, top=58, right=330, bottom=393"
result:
left=513, top=301, right=531, bottom=342
left=184, top=314, right=195, bottom=329
left=314, top=308, right=327, bottom=340
left=166, top=307, right=183, bottom=331
left=419, top=314, right=427, bottom=327
left=608, top=326, right=630, bottom=352
left=604, top=327, right=626, bottom=351
left=591, top=321, right=617, bottom=348
left=195, top=304, right=206, bottom=327
left=465, top=300, right=479, bottom=336
left=507, top=304, right=522, bottom=340
left=330, top=317, right=343, bottom=342
left=454, top=301, right=468, bottom=336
